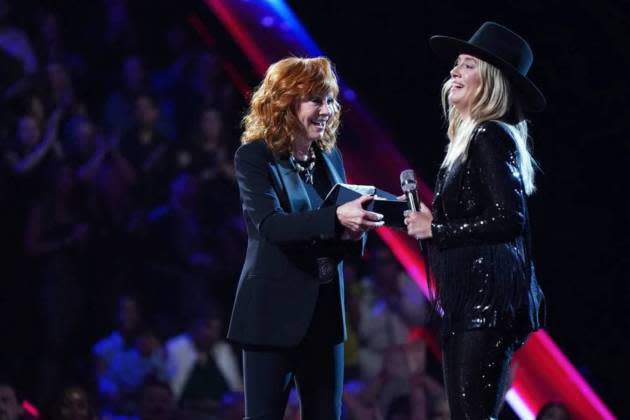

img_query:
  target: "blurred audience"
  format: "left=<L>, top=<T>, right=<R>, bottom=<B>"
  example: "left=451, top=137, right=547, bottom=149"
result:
left=50, top=386, right=99, bottom=420
left=4, top=107, right=64, bottom=186
left=165, top=305, right=241, bottom=417
left=103, top=56, right=174, bottom=140
left=93, top=295, right=142, bottom=384
left=215, top=392, right=244, bottom=420
left=357, top=244, right=429, bottom=379
left=342, top=257, right=364, bottom=381
left=0, top=0, right=38, bottom=101
left=536, top=401, right=571, bottom=420
left=103, top=56, right=148, bottom=136
left=344, top=341, right=447, bottom=420
left=131, top=380, right=174, bottom=420
left=42, top=61, right=85, bottom=115
left=0, top=3, right=451, bottom=419
left=25, top=162, right=92, bottom=405
left=118, top=92, right=174, bottom=209
left=145, top=172, right=213, bottom=274
left=0, top=381, right=27, bottom=420
left=139, top=172, right=214, bottom=328
left=98, top=323, right=166, bottom=418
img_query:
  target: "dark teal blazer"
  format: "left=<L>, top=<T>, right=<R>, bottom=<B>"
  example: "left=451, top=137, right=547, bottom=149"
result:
left=227, top=139, right=360, bottom=347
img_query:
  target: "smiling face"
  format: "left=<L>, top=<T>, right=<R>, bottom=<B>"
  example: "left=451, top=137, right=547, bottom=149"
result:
left=448, top=54, right=482, bottom=117
left=295, top=93, right=334, bottom=142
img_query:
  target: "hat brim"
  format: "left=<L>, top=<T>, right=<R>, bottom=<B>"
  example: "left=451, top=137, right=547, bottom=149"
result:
left=429, top=35, right=546, bottom=112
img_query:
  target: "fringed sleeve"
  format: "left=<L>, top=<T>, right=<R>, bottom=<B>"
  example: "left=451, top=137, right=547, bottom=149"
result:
left=427, top=240, right=529, bottom=323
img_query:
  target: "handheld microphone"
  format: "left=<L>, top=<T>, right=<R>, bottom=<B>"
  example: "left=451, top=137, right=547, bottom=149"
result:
left=400, top=169, right=420, bottom=212
left=400, top=169, right=423, bottom=250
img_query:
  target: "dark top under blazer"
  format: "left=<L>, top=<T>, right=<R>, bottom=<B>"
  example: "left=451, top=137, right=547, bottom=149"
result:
left=227, top=139, right=359, bottom=348
left=428, top=121, right=544, bottom=338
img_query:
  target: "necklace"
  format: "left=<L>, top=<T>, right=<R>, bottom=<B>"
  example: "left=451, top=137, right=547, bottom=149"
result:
left=289, top=147, right=316, bottom=184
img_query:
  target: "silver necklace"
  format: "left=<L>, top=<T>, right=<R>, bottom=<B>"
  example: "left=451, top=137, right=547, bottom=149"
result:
left=289, top=147, right=316, bottom=184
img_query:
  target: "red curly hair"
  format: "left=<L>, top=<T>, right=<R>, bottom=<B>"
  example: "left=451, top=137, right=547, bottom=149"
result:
left=241, top=56, right=341, bottom=154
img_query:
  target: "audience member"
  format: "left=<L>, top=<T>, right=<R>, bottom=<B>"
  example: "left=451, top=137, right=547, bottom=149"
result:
left=343, top=339, right=444, bottom=420
left=132, top=380, right=175, bottom=420
left=0, top=381, right=25, bottom=420
left=139, top=172, right=214, bottom=326
left=216, top=392, right=244, bottom=420
left=172, top=52, right=223, bottom=132
left=25, top=163, right=92, bottom=405
left=2, top=108, right=65, bottom=272
left=103, top=56, right=146, bottom=133
left=342, top=257, right=364, bottom=381
left=42, top=61, right=84, bottom=115
left=98, top=324, right=167, bottom=418
left=165, top=305, right=241, bottom=416
left=61, top=115, right=108, bottom=185
left=145, top=172, right=213, bottom=272
left=118, top=92, right=174, bottom=209
left=536, top=401, right=571, bottom=420
left=0, top=0, right=38, bottom=101
left=33, top=11, right=84, bottom=76
left=357, top=244, right=429, bottom=379
left=51, top=386, right=98, bottom=420
left=102, top=55, right=175, bottom=138
left=4, top=108, right=64, bottom=181
left=93, top=295, right=142, bottom=378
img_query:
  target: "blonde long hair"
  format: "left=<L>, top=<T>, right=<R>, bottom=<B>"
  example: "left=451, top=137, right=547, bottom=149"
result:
left=241, top=56, right=341, bottom=155
left=441, top=59, right=536, bottom=195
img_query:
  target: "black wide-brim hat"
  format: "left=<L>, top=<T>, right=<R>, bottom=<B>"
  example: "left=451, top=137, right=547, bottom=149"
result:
left=429, top=22, right=546, bottom=112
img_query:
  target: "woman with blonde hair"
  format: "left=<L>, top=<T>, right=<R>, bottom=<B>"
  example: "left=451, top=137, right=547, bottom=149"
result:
left=227, top=56, right=383, bottom=419
left=405, top=22, right=545, bottom=418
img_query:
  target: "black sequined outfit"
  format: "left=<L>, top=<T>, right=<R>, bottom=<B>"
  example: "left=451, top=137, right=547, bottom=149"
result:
left=427, top=121, right=545, bottom=419
left=442, top=329, right=517, bottom=420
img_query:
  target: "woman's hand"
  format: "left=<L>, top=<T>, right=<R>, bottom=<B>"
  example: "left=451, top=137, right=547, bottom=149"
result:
left=337, top=195, right=384, bottom=240
left=404, top=204, right=433, bottom=240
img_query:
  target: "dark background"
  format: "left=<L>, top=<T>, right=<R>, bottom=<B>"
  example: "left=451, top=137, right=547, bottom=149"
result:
left=286, top=0, right=630, bottom=416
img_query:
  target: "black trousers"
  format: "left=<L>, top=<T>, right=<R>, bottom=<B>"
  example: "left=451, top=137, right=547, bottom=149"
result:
left=442, top=329, right=521, bottom=420
left=242, top=341, right=344, bottom=420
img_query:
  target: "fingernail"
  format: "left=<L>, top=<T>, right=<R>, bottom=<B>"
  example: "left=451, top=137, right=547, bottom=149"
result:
left=377, top=214, right=384, bottom=220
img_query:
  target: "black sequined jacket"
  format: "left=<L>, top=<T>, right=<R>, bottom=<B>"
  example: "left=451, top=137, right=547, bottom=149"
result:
left=428, top=120, right=545, bottom=339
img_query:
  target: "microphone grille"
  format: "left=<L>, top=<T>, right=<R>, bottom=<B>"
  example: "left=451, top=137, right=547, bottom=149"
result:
left=400, top=169, right=417, bottom=191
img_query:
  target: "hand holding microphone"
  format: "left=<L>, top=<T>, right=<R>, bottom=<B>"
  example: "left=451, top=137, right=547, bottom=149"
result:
left=400, top=170, right=433, bottom=242
left=400, top=169, right=421, bottom=213
left=404, top=210, right=433, bottom=240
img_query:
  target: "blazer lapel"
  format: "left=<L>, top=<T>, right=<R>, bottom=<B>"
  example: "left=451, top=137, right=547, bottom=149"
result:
left=321, top=149, right=343, bottom=185
left=439, top=158, right=466, bottom=219
left=273, top=157, right=312, bottom=212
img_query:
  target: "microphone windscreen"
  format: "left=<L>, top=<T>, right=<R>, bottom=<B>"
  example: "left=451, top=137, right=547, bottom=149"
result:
left=400, top=169, right=417, bottom=192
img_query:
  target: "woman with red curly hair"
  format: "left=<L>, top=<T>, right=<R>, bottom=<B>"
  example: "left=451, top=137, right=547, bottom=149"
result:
left=227, top=56, right=383, bottom=419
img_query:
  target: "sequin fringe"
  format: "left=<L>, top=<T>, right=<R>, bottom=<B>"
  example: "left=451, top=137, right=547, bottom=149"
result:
left=427, top=240, right=529, bottom=325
